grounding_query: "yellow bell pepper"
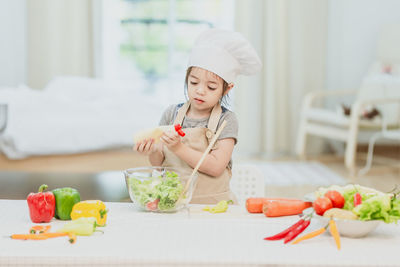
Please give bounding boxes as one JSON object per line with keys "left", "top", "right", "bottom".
{"left": 70, "top": 200, "right": 108, "bottom": 226}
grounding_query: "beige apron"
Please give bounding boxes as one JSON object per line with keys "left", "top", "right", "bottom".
{"left": 162, "top": 102, "right": 237, "bottom": 204}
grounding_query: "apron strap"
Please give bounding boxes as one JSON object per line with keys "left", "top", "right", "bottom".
{"left": 173, "top": 101, "right": 223, "bottom": 143}
{"left": 207, "top": 104, "right": 222, "bottom": 133}
{"left": 173, "top": 102, "right": 190, "bottom": 125}
{"left": 205, "top": 104, "right": 222, "bottom": 143}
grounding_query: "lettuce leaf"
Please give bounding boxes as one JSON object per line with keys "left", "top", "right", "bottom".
{"left": 389, "top": 197, "right": 400, "bottom": 222}
{"left": 353, "top": 194, "right": 392, "bottom": 222}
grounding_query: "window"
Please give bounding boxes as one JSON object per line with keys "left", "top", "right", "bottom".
{"left": 99, "top": 0, "right": 235, "bottom": 104}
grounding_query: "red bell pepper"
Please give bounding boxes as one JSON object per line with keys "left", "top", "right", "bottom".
{"left": 354, "top": 192, "right": 362, "bottom": 207}
{"left": 174, "top": 124, "right": 185, "bottom": 137}
{"left": 27, "top": 184, "right": 55, "bottom": 223}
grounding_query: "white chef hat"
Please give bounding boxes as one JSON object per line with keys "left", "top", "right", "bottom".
{"left": 188, "top": 28, "right": 262, "bottom": 83}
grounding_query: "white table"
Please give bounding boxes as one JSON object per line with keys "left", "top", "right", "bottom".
{"left": 1, "top": 199, "right": 399, "bottom": 266}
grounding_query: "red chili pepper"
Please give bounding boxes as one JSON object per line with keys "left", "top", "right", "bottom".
{"left": 174, "top": 124, "right": 185, "bottom": 137}
{"left": 264, "top": 218, "right": 305, "bottom": 240}
{"left": 283, "top": 220, "right": 311, "bottom": 244}
{"left": 27, "top": 184, "right": 55, "bottom": 223}
{"left": 354, "top": 192, "right": 362, "bottom": 207}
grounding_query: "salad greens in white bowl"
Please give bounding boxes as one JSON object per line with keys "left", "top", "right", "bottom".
{"left": 124, "top": 167, "right": 198, "bottom": 212}
{"left": 313, "top": 211, "right": 380, "bottom": 238}
{"left": 310, "top": 184, "right": 400, "bottom": 238}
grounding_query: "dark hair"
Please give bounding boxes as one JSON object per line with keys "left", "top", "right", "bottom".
{"left": 184, "top": 67, "right": 231, "bottom": 108}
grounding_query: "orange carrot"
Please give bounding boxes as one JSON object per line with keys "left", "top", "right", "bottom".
{"left": 292, "top": 226, "right": 327, "bottom": 244}
{"left": 262, "top": 199, "right": 312, "bottom": 217}
{"left": 11, "top": 234, "right": 49, "bottom": 240}
{"left": 68, "top": 233, "right": 77, "bottom": 244}
{"left": 329, "top": 219, "right": 341, "bottom": 250}
{"left": 11, "top": 232, "right": 68, "bottom": 240}
{"left": 246, "top": 198, "right": 307, "bottom": 213}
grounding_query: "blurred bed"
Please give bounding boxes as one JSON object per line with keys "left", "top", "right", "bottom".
{"left": 0, "top": 76, "right": 169, "bottom": 159}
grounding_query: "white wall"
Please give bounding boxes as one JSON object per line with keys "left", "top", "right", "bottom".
{"left": 326, "top": 0, "right": 400, "bottom": 91}
{"left": 1, "top": 0, "right": 398, "bottom": 91}
{"left": 0, "top": 0, "right": 26, "bottom": 88}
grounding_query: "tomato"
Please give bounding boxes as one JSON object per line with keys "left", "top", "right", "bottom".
{"left": 313, "top": 197, "right": 333, "bottom": 215}
{"left": 146, "top": 199, "right": 160, "bottom": 211}
{"left": 324, "top": 190, "right": 345, "bottom": 209}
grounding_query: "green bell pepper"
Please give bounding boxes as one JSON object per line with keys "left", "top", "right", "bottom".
{"left": 52, "top": 187, "right": 80, "bottom": 220}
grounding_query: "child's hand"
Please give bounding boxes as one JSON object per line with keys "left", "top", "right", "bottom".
{"left": 133, "top": 139, "right": 161, "bottom": 156}
{"left": 160, "top": 130, "right": 182, "bottom": 152}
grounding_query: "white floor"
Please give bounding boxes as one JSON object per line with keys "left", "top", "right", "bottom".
{"left": 243, "top": 161, "right": 347, "bottom": 186}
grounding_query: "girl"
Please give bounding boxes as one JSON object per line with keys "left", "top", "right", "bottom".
{"left": 134, "top": 29, "right": 261, "bottom": 204}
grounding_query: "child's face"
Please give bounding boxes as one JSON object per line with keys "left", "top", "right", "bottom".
{"left": 187, "top": 67, "right": 224, "bottom": 112}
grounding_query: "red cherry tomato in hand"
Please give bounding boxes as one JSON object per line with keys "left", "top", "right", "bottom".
{"left": 313, "top": 197, "right": 333, "bottom": 215}
{"left": 324, "top": 190, "right": 345, "bottom": 209}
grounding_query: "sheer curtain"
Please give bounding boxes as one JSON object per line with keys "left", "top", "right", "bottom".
{"left": 234, "top": 0, "right": 328, "bottom": 157}
{"left": 27, "top": 0, "right": 94, "bottom": 89}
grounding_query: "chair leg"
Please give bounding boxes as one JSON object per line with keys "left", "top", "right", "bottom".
{"left": 345, "top": 126, "right": 359, "bottom": 175}
{"left": 345, "top": 105, "right": 361, "bottom": 175}
{"left": 296, "top": 121, "right": 308, "bottom": 159}
{"left": 358, "top": 133, "right": 383, "bottom": 176}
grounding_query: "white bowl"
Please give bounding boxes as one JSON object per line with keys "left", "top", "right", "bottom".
{"left": 313, "top": 212, "right": 380, "bottom": 238}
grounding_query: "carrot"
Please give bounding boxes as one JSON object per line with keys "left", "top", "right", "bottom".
{"left": 68, "top": 233, "right": 77, "bottom": 244}
{"left": 41, "top": 232, "right": 68, "bottom": 238}
{"left": 329, "top": 218, "right": 341, "bottom": 250}
{"left": 246, "top": 198, "right": 306, "bottom": 213}
{"left": 11, "top": 232, "right": 68, "bottom": 240}
{"left": 292, "top": 226, "right": 327, "bottom": 244}
{"left": 262, "top": 199, "right": 312, "bottom": 217}
{"left": 11, "top": 234, "right": 49, "bottom": 240}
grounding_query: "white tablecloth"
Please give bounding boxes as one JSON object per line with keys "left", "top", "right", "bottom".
{"left": 1, "top": 199, "right": 399, "bottom": 266}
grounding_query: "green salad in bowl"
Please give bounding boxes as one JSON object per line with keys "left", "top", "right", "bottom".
{"left": 124, "top": 167, "right": 197, "bottom": 212}
{"left": 314, "top": 184, "right": 400, "bottom": 223}
{"left": 310, "top": 184, "right": 400, "bottom": 237}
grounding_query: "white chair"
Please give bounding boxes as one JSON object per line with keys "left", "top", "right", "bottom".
{"left": 359, "top": 101, "right": 400, "bottom": 176}
{"left": 296, "top": 24, "right": 400, "bottom": 174}
{"left": 0, "top": 104, "right": 7, "bottom": 134}
{"left": 230, "top": 164, "right": 264, "bottom": 204}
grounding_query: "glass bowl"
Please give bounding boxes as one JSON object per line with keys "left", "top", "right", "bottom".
{"left": 124, "top": 167, "right": 198, "bottom": 212}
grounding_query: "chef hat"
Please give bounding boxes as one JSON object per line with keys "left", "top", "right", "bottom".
{"left": 188, "top": 28, "right": 262, "bottom": 83}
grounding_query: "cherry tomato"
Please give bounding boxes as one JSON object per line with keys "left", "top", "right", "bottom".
{"left": 313, "top": 197, "right": 333, "bottom": 215}
{"left": 324, "top": 190, "right": 345, "bottom": 209}
{"left": 146, "top": 199, "right": 160, "bottom": 211}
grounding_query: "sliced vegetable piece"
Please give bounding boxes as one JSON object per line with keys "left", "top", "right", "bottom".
{"left": 354, "top": 192, "right": 362, "bottom": 207}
